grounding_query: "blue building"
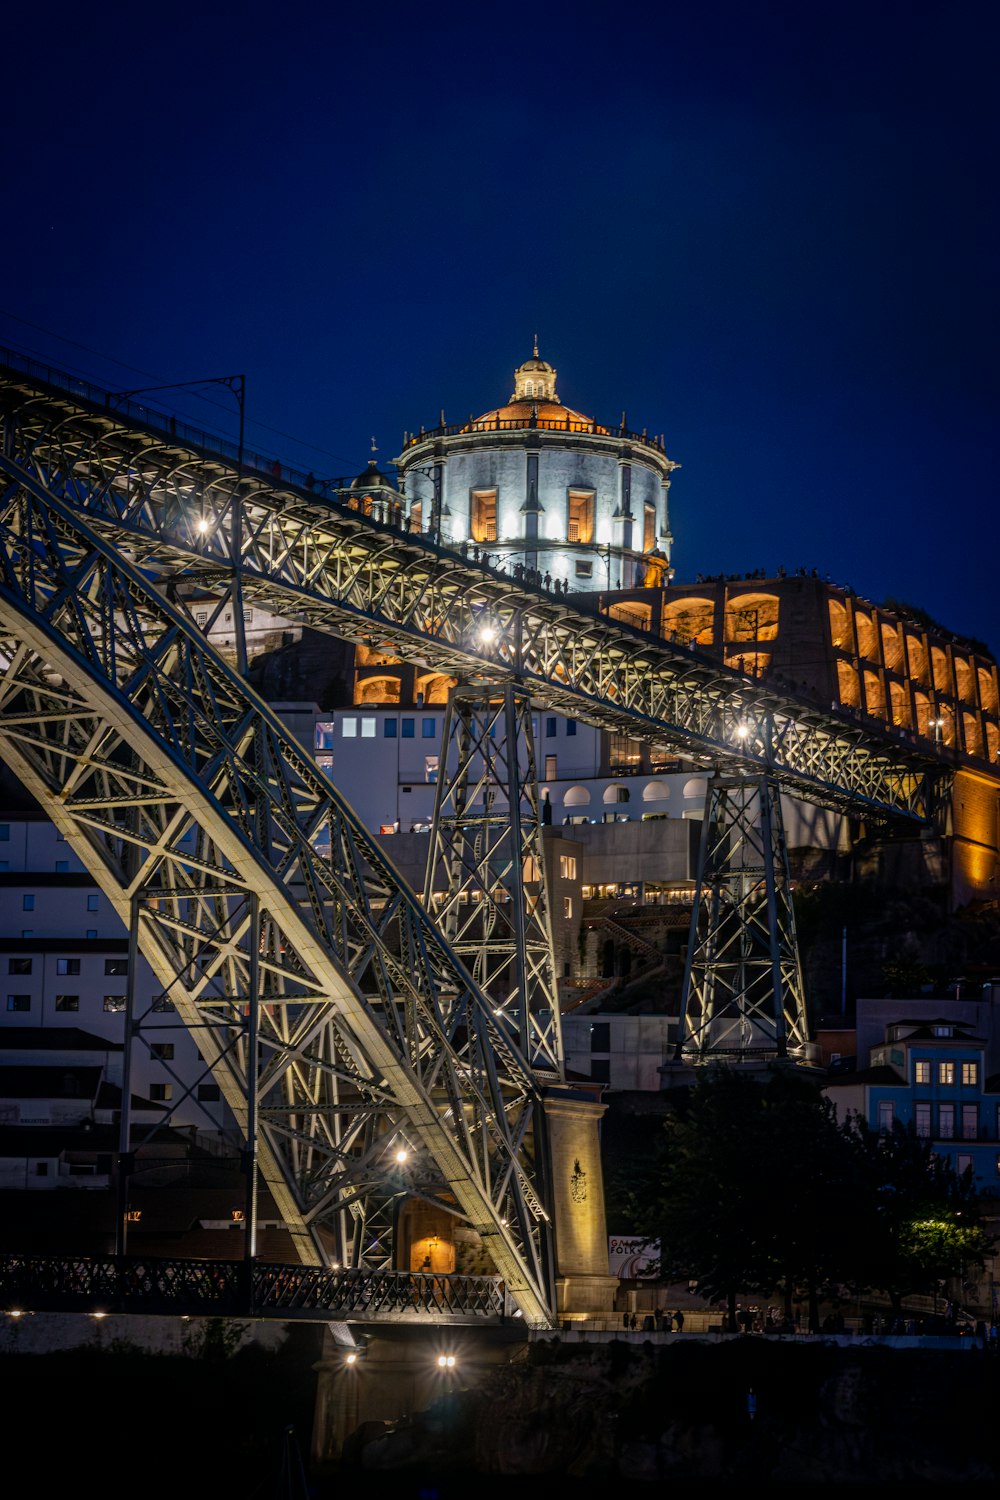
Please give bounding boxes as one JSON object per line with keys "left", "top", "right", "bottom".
{"left": 824, "top": 1014, "right": 1000, "bottom": 1197}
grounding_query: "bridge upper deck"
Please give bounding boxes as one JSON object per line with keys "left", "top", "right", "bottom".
{"left": 0, "top": 349, "right": 946, "bottom": 825}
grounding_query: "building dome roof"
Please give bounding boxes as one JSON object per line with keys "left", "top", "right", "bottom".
{"left": 351, "top": 458, "right": 387, "bottom": 489}
{"left": 466, "top": 399, "right": 608, "bottom": 434}
{"left": 516, "top": 354, "right": 555, "bottom": 375}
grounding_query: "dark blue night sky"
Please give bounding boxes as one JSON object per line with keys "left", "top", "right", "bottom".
{"left": 4, "top": 1, "right": 997, "bottom": 651}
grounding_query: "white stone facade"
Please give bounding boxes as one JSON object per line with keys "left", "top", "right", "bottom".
{"left": 395, "top": 347, "right": 676, "bottom": 594}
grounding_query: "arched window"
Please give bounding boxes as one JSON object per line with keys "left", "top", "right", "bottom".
{"left": 564, "top": 786, "right": 591, "bottom": 807}
{"left": 603, "top": 785, "right": 630, "bottom": 804}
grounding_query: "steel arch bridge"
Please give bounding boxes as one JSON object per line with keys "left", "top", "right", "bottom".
{"left": 0, "top": 352, "right": 953, "bottom": 1321}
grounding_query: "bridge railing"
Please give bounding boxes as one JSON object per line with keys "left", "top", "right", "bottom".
{"left": 0, "top": 1253, "right": 507, "bottom": 1323}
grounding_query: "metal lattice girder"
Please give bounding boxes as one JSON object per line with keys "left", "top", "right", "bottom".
{"left": 0, "top": 356, "right": 950, "bottom": 825}
{"left": 0, "top": 467, "right": 555, "bottom": 1329}
{"left": 424, "top": 682, "right": 563, "bottom": 1076}
{"left": 678, "top": 771, "right": 810, "bottom": 1060}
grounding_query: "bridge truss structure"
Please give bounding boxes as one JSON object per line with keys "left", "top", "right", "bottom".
{"left": 0, "top": 352, "right": 952, "bottom": 1320}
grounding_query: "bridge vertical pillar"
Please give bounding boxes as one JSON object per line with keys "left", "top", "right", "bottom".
{"left": 676, "top": 770, "right": 814, "bottom": 1063}
{"left": 542, "top": 1086, "right": 618, "bottom": 1320}
{"left": 424, "top": 679, "right": 563, "bottom": 1074}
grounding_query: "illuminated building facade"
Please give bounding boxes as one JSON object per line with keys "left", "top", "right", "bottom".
{"left": 602, "top": 571, "right": 1000, "bottom": 905}
{"left": 394, "top": 342, "right": 677, "bottom": 595}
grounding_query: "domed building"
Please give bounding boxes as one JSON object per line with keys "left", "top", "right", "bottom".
{"left": 395, "top": 342, "right": 678, "bottom": 592}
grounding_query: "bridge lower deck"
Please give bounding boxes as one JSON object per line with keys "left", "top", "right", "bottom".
{"left": 0, "top": 1253, "right": 509, "bottom": 1324}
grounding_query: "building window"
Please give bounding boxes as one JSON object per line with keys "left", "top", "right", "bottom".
{"left": 57, "top": 958, "right": 81, "bottom": 975}
{"left": 914, "top": 1103, "right": 932, "bottom": 1137}
{"left": 545, "top": 754, "right": 557, "bottom": 780}
{"left": 422, "top": 718, "right": 436, "bottom": 738}
{"left": 151, "top": 1044, "right": 174, "bottom": 1060}
{"left": 425, "top": 755, "right": 439, "bottom": 783}
{"left": 644, "top": 502, "right": 656, "bottom": 551}
{"left": 22, "top": 895, "right": 34, "bottom": 912}
{"left": 567, "top": 489, "right": 595, "bottom": 544}
{"left": 938, "top": 1061, "right": 955, "bottom": 1085}
{"left": 6, "top": 995, "right": 30, "bottom": 1012}
{"left": 590, "top": 1058, "right": 611, "bottom": 1083}
{"left": 939, "top": 1103, "right": 955, "bottom": 1138}
{"left": 55, "top": 994, "right": 79, "bottom": 1012}
{"left": 402, "top": 719, "right": 415, "bottom": 738}
{"left": 914, "top": 1060, "right": 930, "bottom": 1084}
{"left": 103, "top": 995, "right": 126, "bottom": 1013}
{"left": 361, "top": 717, "right": 376, "bottom": 738}
{"left": 384, "top": 718, "right": 397, "bottom": 738}
{"left": 877, "top": 1100, "right": 894, "bottom": 1133}
{"left": 87, "top": 894, "right": 99, "bottom": 912}
{"left": 567, "top": 720, "right": 577, "bottom": 736}
{"left": 961, "top": 1061, "right": 978, "bottom": 1086}
{"left": 8, "top": 958, "right": 31, "bottom": 975}
{"left": 575, "top": 561, "right": 593, "bottom": 579}
{"left": 86, "top": 930, "right": 97, "bottom": 940}
{"left": 315, "top": 722, "right": 335, "bottom": 750}
{"left": 560, "top": 856, "right": 577, "bottom": 880}
{"left": 961, "top": 1105, "right": 978, "bottom": 1139}
{"left": 342, "top": 717, "right": 357, "bottom": 737}
{"left": 546, "top": 717, "right": 557, "bottom": 737}
{"left": 563, "top": 896, "right": 573, "bottom": 919}
{"left": 471, "top": 489, "right": 498, "bottom": 543}
{"left": 197, "top": 1084, "right": 221, "bottom": 1102}
{"left": 105, "top": 959, "right": 128, "bottom": 976}
{"left": 609, "top": 735, "right": 642, "bottom": 769}
{"left": 956, "top": 1153, "right": 973, "bottom": 1178}
{"left": 35, "top": 1162, "right": 49, "bottom": 1177}
{"left": 149, "top": 1083, "right": 173, "bottom": 1102}
{"left": 55, "top": 861, "right": 69, "bottom": 873}
{"left": 0, "top": 824, "right": 8, "bottom": 839}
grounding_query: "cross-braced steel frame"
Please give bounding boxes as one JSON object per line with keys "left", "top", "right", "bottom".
{"left": 0, "top": 465, "right": 555, "bottom": 1328}
{"left": 424, "top": 682, "right": 562, "bottom": 1076}
{"left": 678, "top": 772, "right": 809, "bottom": 1060}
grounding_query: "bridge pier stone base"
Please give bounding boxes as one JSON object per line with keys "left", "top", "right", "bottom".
{"left": 543, "top": 1086, "right": 618, "bottom": 1320}
{"left": 311, "top": 1327, "right": 527, "bottom": 1465}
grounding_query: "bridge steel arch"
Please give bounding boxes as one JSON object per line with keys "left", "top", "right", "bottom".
{"left": 0, "top": 465, "right": 556, "bottom": 1329}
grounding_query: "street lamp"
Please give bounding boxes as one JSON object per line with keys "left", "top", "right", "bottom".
{"left": 109, "top": 374, "right": 248, "bottom": 674}
{"left": 931, "top": 717, "right": 945, "bottom": 747}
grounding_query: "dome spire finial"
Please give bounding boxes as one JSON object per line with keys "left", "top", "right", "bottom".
{"left": 533, "top": 333, "right": 539, "bottom": 358}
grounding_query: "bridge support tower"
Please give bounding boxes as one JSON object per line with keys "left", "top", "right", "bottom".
{"left": 673, "top": 770, "right": 818, "bottom": 1067}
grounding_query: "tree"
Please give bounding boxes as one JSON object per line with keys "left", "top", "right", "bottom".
{"left": 615, "top": 1065, "right": 861, "bottom": 1332}
{"left": 846, "top": 1118, "right": 995, "bottom": 1316}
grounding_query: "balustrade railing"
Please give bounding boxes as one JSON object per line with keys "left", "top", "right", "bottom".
{"left": 0, "top": 1253, "right": 507, "bottom": 1322}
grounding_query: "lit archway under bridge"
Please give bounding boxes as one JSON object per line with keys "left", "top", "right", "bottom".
{"left": 0, "top": 465, "right": 556, "bottom": 1329}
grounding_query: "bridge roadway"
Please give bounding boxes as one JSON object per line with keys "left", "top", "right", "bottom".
{"left": 0, "top": 1252, "right": 507, "bottom": 1325}
{"left": 0, "top": 347, "right": 944, "bottom": 825}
